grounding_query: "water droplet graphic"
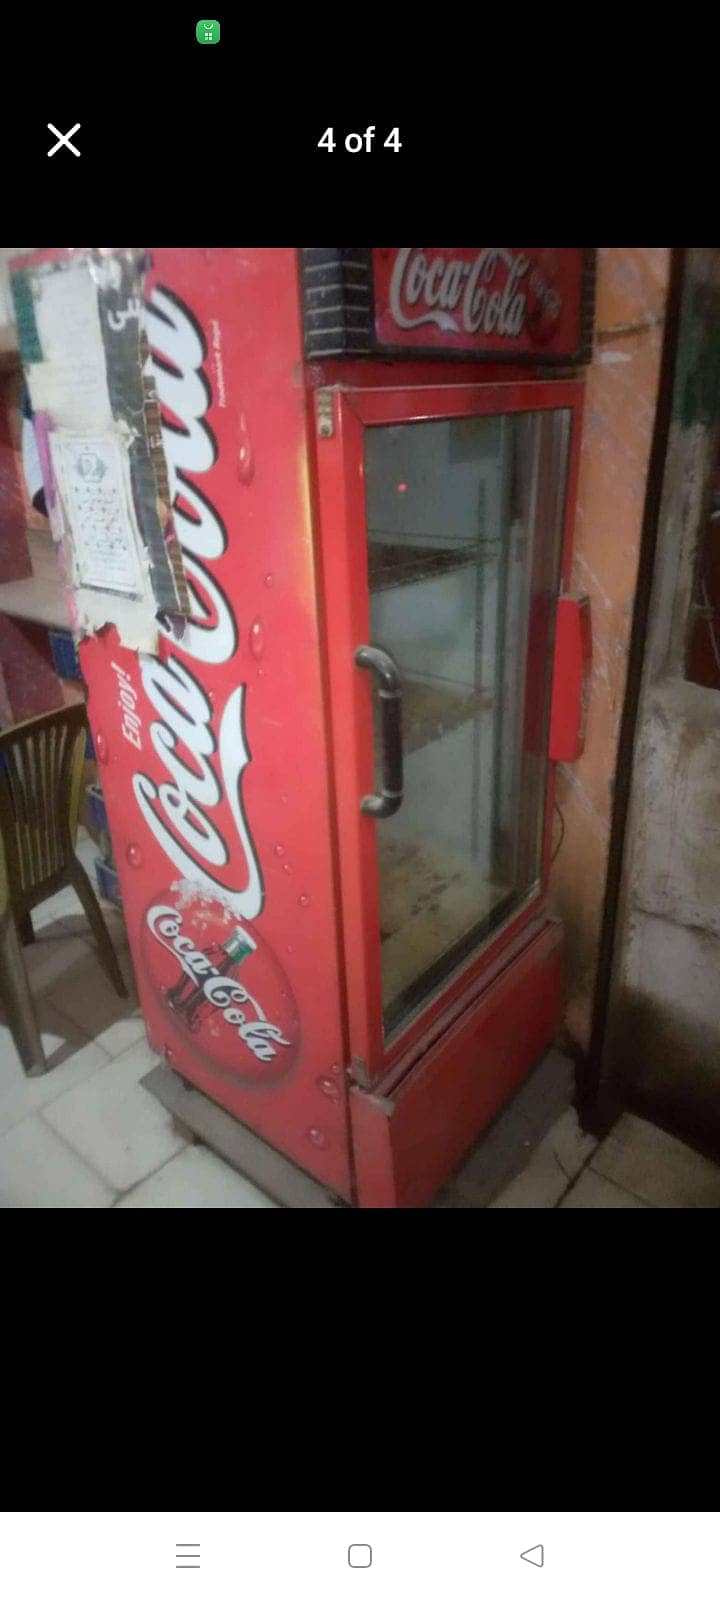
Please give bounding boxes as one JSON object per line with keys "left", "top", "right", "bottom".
{"left": 237, "top": 420, "right": 254, "bottom": 484}
{"left": 283, "top": 863, "right": 293, "bottom": 875}
{"left": 264, "top": 573, "right": 274, "bottom": 588}
{"left": 298, "top": 894, "right": 310, "bottom": 908}
{"left": 307, "top": 1126, "right": 329, "bottom": 1149}
{"left": 95, "top": 731, "right": 109, "bottom": 764}
{"left": 249, "top": 617, "right": 264, "bottom": 659}
{"left": 317, "top": 1076, "right": 340, "bottom": 1101}
{"left": 274, "top": 844, "right": 285, "bottom": 857}
{"left": 126, "top": 842, "right": 142, "bottom": 868}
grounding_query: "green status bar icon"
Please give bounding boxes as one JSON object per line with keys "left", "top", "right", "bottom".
{"left": 196, "top": 18, "right": 220, "bottom": 42}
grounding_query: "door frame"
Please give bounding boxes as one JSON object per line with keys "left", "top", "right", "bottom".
{"left": 314, "top": 379, "right": 585, "bottom": 1086}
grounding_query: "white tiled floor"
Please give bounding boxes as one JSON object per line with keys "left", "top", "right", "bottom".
{"left": 43, "top": 1038, "right": 188, "bottom": 1193}
{"left": 456, "top": 1105, "right": 720, "bottom": 1209}
{"left": 0, "top": 1114, "right": 116, "bottom": 1209}
{"left": 116, "top": 1146, "right": 278, "bottom": 1209}
{"left": 588, "top": 1112, "right": 720, "bottom": 1209}
{"left": 488, "top": 1107, "right": 597, "bottom": 1209}
{"left": 2, "top": 830, "right": 718, "bottom": 1208}
{"left": 558, "top": 1168, "right": 651, "bottom": 1209}
{"left": 0, "top": 829, "right": 276, "bottom": 1210}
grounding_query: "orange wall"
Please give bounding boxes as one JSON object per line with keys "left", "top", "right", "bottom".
{"left": 549, "top": 247, "right": 671, "bottom": 1050}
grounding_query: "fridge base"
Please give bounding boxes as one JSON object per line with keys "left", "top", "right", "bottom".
{"left": 141, "top": 1065, "right": 344, "bottom": 1210}
{"left": 350, "top": 913, "right": 564, "bottom": 1208}
{"left": 143, "top": 914, "right": 563, "bottom": 1210}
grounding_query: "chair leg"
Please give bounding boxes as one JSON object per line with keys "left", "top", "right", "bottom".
{"left": 67, "top": 859, "right": 129, "bottom": 999}
{"left": 17, "top": 911, "right": 35, "bottom": 946}
{"left": 0, "top": 912, "right": 47, "bottom": 1076}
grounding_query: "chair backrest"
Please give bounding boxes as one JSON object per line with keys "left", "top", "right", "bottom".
{"left": 0, "top": 823, "right": 9, "bottom": 919}
{"left": 0, "top": 702, "right": 88, "bottom": 900}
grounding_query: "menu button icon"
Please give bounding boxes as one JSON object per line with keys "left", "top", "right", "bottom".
{"left": 176, "top": 1544, "right": 201, "bottom": 1569}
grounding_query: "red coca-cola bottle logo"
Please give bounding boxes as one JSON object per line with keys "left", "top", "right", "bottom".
{"left": 142, "top": 886, "right": 300, "bottom": 1087}
{"left": 525, "top": 249, "right": 563, "bottom": 346}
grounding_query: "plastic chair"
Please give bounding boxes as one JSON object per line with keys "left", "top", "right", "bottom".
{"left": 0, "top": 702, "right": 127, "bottom": 1076}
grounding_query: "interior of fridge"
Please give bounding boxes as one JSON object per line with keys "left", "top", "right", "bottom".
{"left": 364, "top": 407, "right": 571, "bottom": 1037}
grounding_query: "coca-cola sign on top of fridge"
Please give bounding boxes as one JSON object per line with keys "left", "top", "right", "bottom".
{"left": 373, "top": 247, "right": 589, "bottom": 358}
{"left": 300, "top": 248, "right": 593, "bottom": 363}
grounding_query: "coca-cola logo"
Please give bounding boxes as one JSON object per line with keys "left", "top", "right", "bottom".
{"left": 390, "top": 247, "right": 530, "bottom": 337}
{"left": 142, "top": 889, "right": 300, "bottom": 1085}
{"left": 130, "top": 286, "right": 263, "bottom": 920}
{"left": 148, "top": 903, "right": 290, "bottom": 1062}
{"left": 383, "top": 247, "right": 564, "bottom": 344}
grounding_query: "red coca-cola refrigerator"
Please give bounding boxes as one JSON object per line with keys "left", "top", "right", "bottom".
{"left": 11, "top": 247, "right": 594, "bottom": 1207}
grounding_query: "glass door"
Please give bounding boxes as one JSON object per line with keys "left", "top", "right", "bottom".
{"left": 316, "top": 382, "right": 581, "bottom": 1077}
{"left": 365, "top": 406, "right": 570, "bottom": 1037}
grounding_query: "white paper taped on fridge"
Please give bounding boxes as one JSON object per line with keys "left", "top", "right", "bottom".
{"left": 49, "top": 431, "right": 145, "bottom": 596}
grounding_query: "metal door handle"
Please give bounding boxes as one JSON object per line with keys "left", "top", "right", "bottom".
{"left": 355, "top": 644, "right": 404, "bottom": 818}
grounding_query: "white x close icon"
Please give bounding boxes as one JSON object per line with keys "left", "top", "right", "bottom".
{"left": 47, "top": 123, "right": 81, "bottom": 157}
